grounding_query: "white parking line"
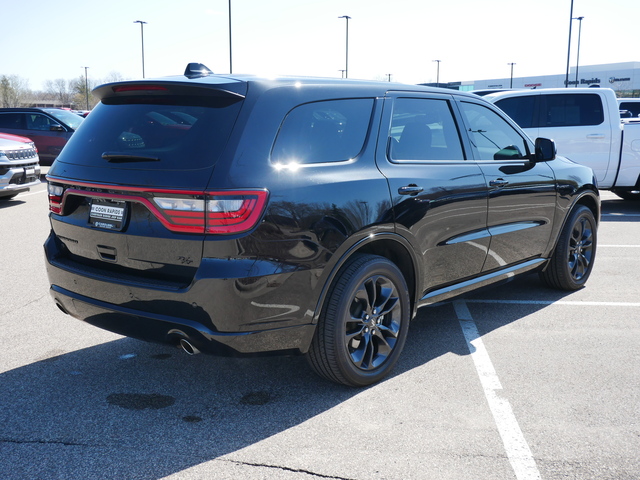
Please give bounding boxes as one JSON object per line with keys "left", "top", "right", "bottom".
{"left": 453, "top": 299, "right": 541, "bottom": 480}
{"left": 599, "top": 244, "right": 640, "bottom": 247}
{"left": 464, "top": 299, "right": 640, "bottom": 307}
{"left": 17, "top": 188, "right": 48, "bottom": 197}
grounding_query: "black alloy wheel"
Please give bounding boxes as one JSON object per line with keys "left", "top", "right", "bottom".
{"left": 540, "top": 205, "right": 597, "bottom": 291}
{"left": 308, "top": 254, "right": 410, "bottom": 387}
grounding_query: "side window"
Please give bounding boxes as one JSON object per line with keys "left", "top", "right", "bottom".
{"left": 459, "top": 102, "right": 530, "bottom": 161}
{"left": 26, "top": 113, "right": 59, "bottom": 131}
{"left": 620, "top": 101, "right": 640, "bottom": 118}
{"left": 542, "top": 94, "right": 604, "bottom": 127}
{"left": 271, "top": 99, "right": 373, "bottom": 164}
{"left": 389, "top": 97, "right": 464, "bottom": 161}
{"left": 494, "top": 95, "right": 536, "bottom": 128}
{"left": 0, "top": 113, "right": 24, "bottom": 129}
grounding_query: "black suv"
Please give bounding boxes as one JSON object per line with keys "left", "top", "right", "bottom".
{"left": 45, "top": 64, "right": 599, "bottom": 386}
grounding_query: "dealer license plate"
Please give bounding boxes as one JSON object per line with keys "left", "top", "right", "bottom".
{"left": 89, "top": 199, "right": 127, "bottom": 230}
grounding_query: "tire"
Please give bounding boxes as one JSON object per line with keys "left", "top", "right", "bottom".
{"left": 540, "top": 205, "right": 597, "bottom": 291}
{"left": 612, "top": 189, "right": 640, "bottom": 201}
{"left": 308, "top": 254, "right": 411, "bottom": 387}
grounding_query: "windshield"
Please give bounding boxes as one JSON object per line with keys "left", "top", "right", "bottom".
{"left": 44, "top": 108, "right": 85, "bottom": 130}
{"left": 55, "top": 95, "right": 243, "bottom": 170}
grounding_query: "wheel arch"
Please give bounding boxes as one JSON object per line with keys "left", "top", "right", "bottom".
{"left": 312, "top": 233, "right": 420, "bottom": 324}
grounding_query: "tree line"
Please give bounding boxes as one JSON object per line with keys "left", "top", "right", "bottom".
{"left": 0, "top": 71, "right": 126, "bottom": 110}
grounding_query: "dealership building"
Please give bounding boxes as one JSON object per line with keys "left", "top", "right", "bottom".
{"left": 427, "top": 62, "right": 640, "bottom": 96}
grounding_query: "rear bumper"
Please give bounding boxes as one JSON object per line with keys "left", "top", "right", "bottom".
{"left": 50, "top": 284, "right": 316, "bottom": 356}
{"left": 44, "top": 233, "right": 319, "bottom": 356}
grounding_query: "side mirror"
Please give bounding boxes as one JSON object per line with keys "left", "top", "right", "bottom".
{"left": 534, "top": 137, "right": 556, "bottom": 162}
{"left": 50, "top": 124, "right": 65, "bottom": 132}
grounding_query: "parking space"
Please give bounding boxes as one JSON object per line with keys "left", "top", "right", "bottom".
{"left": 0, "top": 187, "right": 638, "bottom": 479}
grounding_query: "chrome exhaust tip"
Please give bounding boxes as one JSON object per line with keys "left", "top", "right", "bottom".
{"left": 179, "top": 338, "right": 200, "bottom": 355}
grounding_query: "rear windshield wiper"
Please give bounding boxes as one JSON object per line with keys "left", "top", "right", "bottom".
{"left": 102, "top": 152, "right": 160, "bottom": 163}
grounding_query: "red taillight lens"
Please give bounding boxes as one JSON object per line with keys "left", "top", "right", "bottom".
{"left": 112, "top": 85, "right": 169, "bottom": 93}
{"left": 48, "top": 183, "right": 64, "bottom": 214}
{"left": 47, "top": 181, "right": 268, "bottom": 235}
{"left": 205, "top": 192, "right": 267, "bottom": 234}
{"left": 153, "top": 190, "right": 268, "bottom": 234}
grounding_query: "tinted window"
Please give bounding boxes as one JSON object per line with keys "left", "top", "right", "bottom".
{"left": 26, "top": 113, "right": 59, "bottom": 131}
{"left": 542, "top": 94, "right": 604, "bottom": 127}
{"left": 56, "top": 95, "right": 243, "bottom": 170}
{"left": 494, "top": 95, "right": 536, "bottom": 128}
{"left": 44, "top": 108, "right": 84, "bottom": 130}
{"left": 271, "top": 99, "right": 373, "bottom": 164}
{"left": 0, "top": 113, "right": 24, "bottom": 129}
{"left": 459, "top": 102, "right": 529, "bottom": 161}
{"left": 619, "top": 101, "right": 640, "bottom": 118}
{"left": 388, "top": 98, "right": 465, "bottom": 161}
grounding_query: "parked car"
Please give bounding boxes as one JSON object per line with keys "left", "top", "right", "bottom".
{"left": 45, "top": 64, "right": 599, "bottom": 387}
{"left": 485, "top": 88, "right": 640, "bottom": 200}
{"left": 0, "top": 108, "right": 83, "bottom": 165}
{"left": 0, "top": 132, "right": 41, "bottom": 199}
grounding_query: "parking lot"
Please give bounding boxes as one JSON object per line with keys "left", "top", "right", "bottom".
{"left": 0, "top": 180, "right": 638, "bottom": 480}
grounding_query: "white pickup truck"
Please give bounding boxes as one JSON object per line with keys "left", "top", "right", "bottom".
{"left": 485, "top": 88, "right": 640, "bottom": 200}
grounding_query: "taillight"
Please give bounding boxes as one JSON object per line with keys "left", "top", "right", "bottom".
{"left": 48, "top": 183, "right": 64, "bottom": 214}
{"left": 47, "top": 181, "right": 268, "bottom": 235}
{"left": 153, "top": 190, "right": 268, "bottom": 234}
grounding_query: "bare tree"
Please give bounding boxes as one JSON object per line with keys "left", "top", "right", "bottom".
{"left": 44, "top": 78, "right": 75, "bottom": 107}
{"left": 0, "top": 75, "right": 30, "bottom": 107}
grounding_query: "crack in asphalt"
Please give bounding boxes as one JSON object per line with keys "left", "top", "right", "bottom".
{"left": 226, "top": 459, "right": 357, "bottom": 479}
{"left": 0, "top": 293, "right": 49, "bottom": 317}
{"left": 0, "top": 438, "right": 93, "bottom": 447}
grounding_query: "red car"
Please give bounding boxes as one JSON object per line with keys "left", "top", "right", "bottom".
{"left": 0, "top": 108, "right": 83, "bottom": 165}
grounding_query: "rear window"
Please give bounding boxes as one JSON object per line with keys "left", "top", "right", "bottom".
{"left": 494, "top": 95, "right": 536, "bottom": 128}
{"left": 542, "top": 93, "right": 604, "bottom": 127}
{"left": 55, "top": 95, "right": 243, "bottom": 170}
{"left": 271, "top": 99, "right": 374, "bottom": 164}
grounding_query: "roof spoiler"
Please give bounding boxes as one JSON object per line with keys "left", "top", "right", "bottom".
{"left": 184, "top": 63, "right": 214, "bottom": 78}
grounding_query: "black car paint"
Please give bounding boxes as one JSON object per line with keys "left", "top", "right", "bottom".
{"left": 44, "top": 74, "right": 599, "bottom": 361}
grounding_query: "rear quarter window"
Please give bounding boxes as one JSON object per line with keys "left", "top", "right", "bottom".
{"left": 541, "top": 93, "right": 604, "bottom": 127}
{"left": 271, "top": 99, "right": 374, "bottom": 164}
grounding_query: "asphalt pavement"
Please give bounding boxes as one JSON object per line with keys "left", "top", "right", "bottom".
{"left": 0, "top": 183, "right": 638, "bottom": 479}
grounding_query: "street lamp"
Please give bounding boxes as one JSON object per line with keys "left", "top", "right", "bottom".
{"left": 81, "top": 66, "right": 89, "bottom": 110}
{"left": 508, "top": 62, "right": 516, "bottom": 88}
{"left": 228, "top": 0, "right": 233, "bottom": 73}
{"left": 433, "top": 60, "right": 441, "bottom": 86}
{"left": 133, "top": 20, "right": 147, "bottom": 78}
{"left": 573, "top": 16, "right": 584, "bottom": 88}
{"left": 565, "top": 0, "right": 574, "bottom": 87}
{"left": 339, "top": 16, "right": 351, "bottom": 78}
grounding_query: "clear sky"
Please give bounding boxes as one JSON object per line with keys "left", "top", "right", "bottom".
{"left": 2, "top": 0, "right": 638, "bottom": 91}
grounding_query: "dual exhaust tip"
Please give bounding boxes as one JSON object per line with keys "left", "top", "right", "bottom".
{"left": 179, "top": 338, "right": 200, "bottom": 356}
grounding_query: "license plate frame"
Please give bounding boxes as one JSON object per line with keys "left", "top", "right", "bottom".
{"left": 89, "top": 198, "right": 127, "bottom": 231}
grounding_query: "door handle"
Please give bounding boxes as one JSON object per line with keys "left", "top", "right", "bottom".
{"left": 489, "top": 178, "right": 508, "bottom": 187}
{"left": 586, "top": 134, "right": 605, "bottom": 140}
{"left": 398, "top": 185, "right": 424, "bottom": 196}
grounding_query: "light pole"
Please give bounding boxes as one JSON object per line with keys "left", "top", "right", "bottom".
{"left": 339, "top": 16, "right": 351, "bottom": 78}
{"left": 228, "top": 0, "right": 233, "bottom": 73}
{"left": 565, "top": 0, "right": 574, "bottom": 87}
{"left": 574, "top": 16, "right": 584, "bottom": 87}
{"left": 433, "top": 60, "right": 441, "bottom": 87}
{"left": 508, "top": 62, "right": 516, "bottom": 88}
{"left": 133, "top": 20, "right": 147, "bottom": 78}
{"left": 82, "top": 66, "right": 89, "bottom": 110}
